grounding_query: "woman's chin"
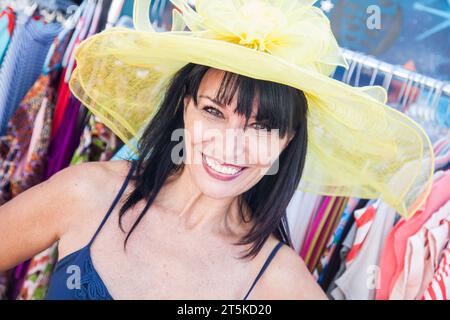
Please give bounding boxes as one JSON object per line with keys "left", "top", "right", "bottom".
{"left": 195, "top": 182, "right": 240, "bottom": 199}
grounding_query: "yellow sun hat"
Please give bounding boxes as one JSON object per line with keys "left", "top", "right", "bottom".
{"left": 68, "top": 0, "right": 434, "bottom": 219}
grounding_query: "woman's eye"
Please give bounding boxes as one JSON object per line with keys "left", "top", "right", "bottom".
{"left": 203, "top": 106, "right": 224, "bottom": 118}
{"left": 250, "top": 122, "right": 272, "bottom": 132}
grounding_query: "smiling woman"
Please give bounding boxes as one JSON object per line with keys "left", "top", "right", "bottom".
{"left": 40, "top": 63, "right": 313, "bottom": 300}
{"left": 0, "top": 0, "right": 435, "bottom": 301}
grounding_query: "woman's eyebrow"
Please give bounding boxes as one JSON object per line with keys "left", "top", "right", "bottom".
{"left": 198, "top": 95, "right": 226, "bottom": 108}
{"left": 198, "top": 94, "right": 258, "bottom": 119}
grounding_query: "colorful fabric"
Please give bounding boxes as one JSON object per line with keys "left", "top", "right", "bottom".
{"left": 17, "top": 243, "right": 58, "bottom": 300}
{"left": 311, "top": 197, "right": 347, "bottom": 274}
{"left": 326, "top": 223, "right": 356, "bottom": 299}
{"left": 0, "top": 30, "right": 71, "bottom": 201}
{"left": 389, "top": 200, "right": 450, "bottom": 300}
{"left": 301, "top": 196, "right": 347, "bottom": 272}
{"left": 0, "top": 6, "right": 15, "bottom": 64}
{"left": 318, "top": 199, "right": 370, "bottom": 291}
{"left": 70, "top": 113, "right": 120, "bottom": 165}
{"left": 10, "top": 96, "right": 54, "bottom": 198}
{"left": 50, "top": 69, "right": 71, "bottom": 140}
{"left": 376, "top": 171, "right": 450, "bottom": 299}
{"left": 331, "top": 201, "right": 397, "bottom": 300}
{"left": 0, "top": 75, "right": 49, "bottom": 205}
{"left": 46, "top": 96, "right": 83, "bottom": 178}
{"left": 286, "top": 191, "right": 323, "bottom": 253}
{"left": 422, "top": 241, "right": 450, "bottom": 300}
{"left": 0, "top": 13, "right": 61, "bottom": 135}
{"left": 301, "top": 197, "right": 333, "bottom": 269}
{"left": 346, "top": 205, "right": 376, "bottom": 265}
{"left": 319, "top": 200, "right": 355, "bottom": 273}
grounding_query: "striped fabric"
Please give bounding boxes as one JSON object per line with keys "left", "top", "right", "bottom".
{"left": 0, "top": 12, "right": 60, "bottom": 135}
{"left": 345, "top": 205, "right": 376, "bottom": 265}
{"left": 301, "top": 196, "right": 348, "bottom": 272}
{"left": 317, "top": 197, "right": 360, "bottom": 275}
{"left": 311, "top": 197, "right": 348, "bottom": 273}
{"left": 422, "top": 244, "right": 450, "bottom": 300}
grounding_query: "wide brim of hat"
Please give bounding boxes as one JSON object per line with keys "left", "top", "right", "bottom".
{"left": 69, "top": 27, "right": 434, "bottom": 218}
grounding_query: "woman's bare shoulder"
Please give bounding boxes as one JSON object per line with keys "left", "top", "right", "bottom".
{"left": 0, "top": 160, "right": 133, "bottom": 269}
{"left": 48, "top": 160, "right": 133, "bottom": 228}
{"left": 50, "top": 160, "right": 134, "bottom": 254}
{"left": 49, "top": 160, "right": 132, "bottom": 198}
{"left": 255, "top": 240, "right": 328, "bottom": 300}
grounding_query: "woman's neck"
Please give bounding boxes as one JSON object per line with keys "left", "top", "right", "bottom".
{"left": 153, "top": 167, "right": 253, "bottom": 238}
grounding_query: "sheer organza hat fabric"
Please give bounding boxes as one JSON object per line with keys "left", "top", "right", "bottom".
{"left": 68, "top": 0, "right": 434, "bottom": 218}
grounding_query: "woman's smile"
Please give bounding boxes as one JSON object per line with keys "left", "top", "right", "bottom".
{"left": 202, "top": 152, "right": 248, "bottom": 181}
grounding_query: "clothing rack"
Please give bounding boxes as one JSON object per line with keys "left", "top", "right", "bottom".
{"left": 340, "top": 48, "right": 450, "bottom": 98}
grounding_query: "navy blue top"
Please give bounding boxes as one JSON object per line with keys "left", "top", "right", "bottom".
{"left": 46, "top": 161, "right": 285, "bottom": 300}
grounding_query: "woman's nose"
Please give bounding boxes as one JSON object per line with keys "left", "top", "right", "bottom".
{"left": 222, "top": 128, "right": 247, "bottom": 163}
{"left": 204, "top": 123, "right": 247, "bottom": 165}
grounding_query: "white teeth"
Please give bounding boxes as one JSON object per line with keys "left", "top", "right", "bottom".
{"left": 204, "top": 155, "right": 243, "bottom": 175}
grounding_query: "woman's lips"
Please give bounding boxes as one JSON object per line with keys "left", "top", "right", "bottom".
{"left": 201, "top": 153, "right": 247, "bottom": 181}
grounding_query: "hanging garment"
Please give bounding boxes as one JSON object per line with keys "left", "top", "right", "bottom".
{"left": 422, "top": 241, "right": 450, "bottom": 300}
{"left": 115, "top": 13, "right": 133, "bottom": 28}
{"left": 0, "top": 28, "right": 72, "bottom": 202}
{"left": 63, "top": 0, "right": 97, "bottom": 84}
{"left": 312, "top": 198, "right": 347, "bottom": 274}
{"left": 327, "top": 223, "right": 357, "bottom": 299}
{"left": 300, "top": 197, "right": 334, "bottom": 270}
{"left": 317, "top": 199, "right": 369, "bottom": 291}
{"left": 70, "top": 114, "right": 120, "bottom": 164}
{"left": 52, "top": 0, "right": 98, "bottom": 138}
{"left": 389, "top": 200, "right": 450, "bottom": 300}
{"left": 0, "top": 12, "right": 61, "bottom": 135}
{"left": 376, "top": 171, "right": 450, "bottom": 299}
{"left": 0, "top": 6, "right": 15, "bottom": 64}
{"left": 50, "top": 68, "right": 71, "bottom": 140}
{"left": 45, "top": 96, "right": 83, "bottom": 179}
{"left": 286, "top": 191, "right": 323, "bottom": 253}
{"left": 331, "top": 201, "right": 397, "bottom": 300}
{"left": 434, "top": 136, "right": 450, "bottom": 155}
{"left": 97, "top": 0, "right": 113, "bottom": 31}
{"left": 435, "top": 143, "right": 450, "bottom": 171}
{"left": 301, "top": 197, "right": 346, "bottom": 271}
{"left": 87, "top": 0, "right": 104, "bottom": 38}
{"left": 17, "top": 243, "right": 58, "bottom": 300}
{"left": 345, "top": 205, "right": 377, "bottom": 265}
{"left": 317, "top": 197, "right": 360, "bottom": 286}
{"left": 10, "top": 96, "right": 53, "bottom": 197}
{"left": 0, "top": 74, "right": 49, "bottom": 205}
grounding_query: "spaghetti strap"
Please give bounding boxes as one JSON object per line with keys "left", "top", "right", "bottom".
{"left": 87, "top": 160, "right": 137, "bottom": 248}
{"left": 243, "top": 240, "right": 285, "bottom": 300}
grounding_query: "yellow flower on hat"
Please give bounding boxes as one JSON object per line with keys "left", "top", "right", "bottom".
{"left": 169, "top": 0, "right": 348, "bottom": 75}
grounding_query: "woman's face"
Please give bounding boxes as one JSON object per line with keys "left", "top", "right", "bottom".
{"left": 182, "top": 69, "right": 294, "bottom": 199}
